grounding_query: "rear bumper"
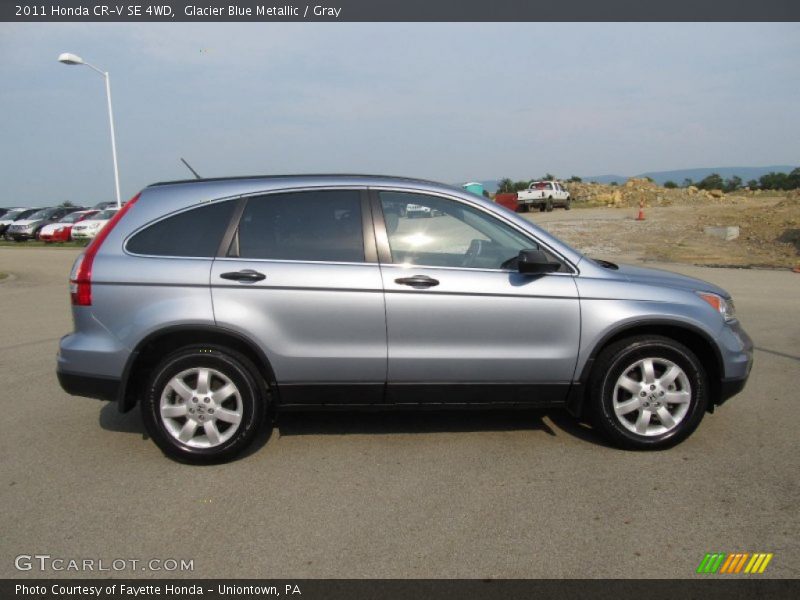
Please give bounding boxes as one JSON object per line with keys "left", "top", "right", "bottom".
{"left": 57, "top": 369, "right": 120, "bottom": 402}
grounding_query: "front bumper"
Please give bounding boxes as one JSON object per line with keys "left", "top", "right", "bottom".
{"left": 41, "top": 230, "right": 68, "bottom": 242}
{"left": 718, "top": 376, "right": 749, "bottom": 405}
{"left": 7, "top": 231, "right": 37, "bottom": 240}
{"left": 715, "top": 320, "right": 753, "bottom": 406}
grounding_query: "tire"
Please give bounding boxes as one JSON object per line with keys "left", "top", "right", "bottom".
{"left": 565, "top": 198, "right": 571, "bottom": 210}
{"left": 538, "top": 204, "right": 546, "bottom": 212}
{"left": 546, "top": 198, "right": 554, "bottom": 212}
{"left": 518, "top": 204, "right": 529, "bottom": 213}
{"left": 588, "top": 335, "right": 708, "bottom": 450}
{"left": 141, "top": 345, "right": 266, "bottom": 463}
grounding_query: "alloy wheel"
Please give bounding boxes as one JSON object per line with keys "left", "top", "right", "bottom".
{"left": 612, "top": 357, "right": 692, "bottom": 436}
{"left": 159, "top": 367, "right": 243, "bottom": 448}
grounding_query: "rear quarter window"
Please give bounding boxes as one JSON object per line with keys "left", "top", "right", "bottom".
{"left": 126, "top": 201, "right": 235, "bottom": 257}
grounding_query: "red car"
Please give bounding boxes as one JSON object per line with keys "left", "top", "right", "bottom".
{"left": 39, "top": 210, "right": 98, "bottom": 242}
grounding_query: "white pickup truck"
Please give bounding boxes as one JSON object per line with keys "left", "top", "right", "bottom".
{"left": 516, "top": 181, "right": 571, "bottom": 212}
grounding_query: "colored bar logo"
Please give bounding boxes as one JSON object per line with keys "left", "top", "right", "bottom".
{"left": 697, "top": 553, "right": 773, "bottom": 574}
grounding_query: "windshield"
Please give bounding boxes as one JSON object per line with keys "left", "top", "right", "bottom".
{"left": 93, "top": 209, "right": 118, "bottom": 220}
{"left": 24, "top": 209, "right": 54, "bottom": 221}
{"left": 3, "top": 210, "right": 26, "bottom": 221}
{"left": 61, "top": 211, "right": 90, "bottom": 224}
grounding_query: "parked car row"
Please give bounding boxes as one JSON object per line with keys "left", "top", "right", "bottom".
{"left": 0, "top": 202, "right": 119, "bottom": 242}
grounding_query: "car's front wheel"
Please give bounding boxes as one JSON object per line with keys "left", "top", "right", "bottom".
{"left": 141, "top": 345, "right": 266, "bottom": 463}
{"left": 589, "top": 335, "right": 708, "bottom": 449}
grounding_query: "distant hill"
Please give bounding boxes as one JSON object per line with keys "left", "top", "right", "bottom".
{"left": 635, "top": 166, "right": 796, "bottom": 185}
{"left": 582, "top": 166, "right": 797, "bottom": 186}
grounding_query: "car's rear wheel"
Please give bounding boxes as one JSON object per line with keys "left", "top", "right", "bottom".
{"left": 565, "top": 198, "right": 571, "bottom": 210}
{"left": 141, "top": 345, "right": 266, "bottom": 463}
{"left": 589, "top": 335, "right": 708, "bottom": 449}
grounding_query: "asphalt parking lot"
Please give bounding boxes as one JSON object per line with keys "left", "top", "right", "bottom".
{"left": 1, "top": 245, "right": 798, "bottom": 579}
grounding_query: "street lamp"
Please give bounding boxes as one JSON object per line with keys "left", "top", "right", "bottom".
{"left": 58, "top": 52, "right": 122, "bottom": 208}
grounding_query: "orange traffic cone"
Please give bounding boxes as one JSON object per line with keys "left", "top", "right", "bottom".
{"left": 635, "top": 199, "right": 646, "bottom": 221}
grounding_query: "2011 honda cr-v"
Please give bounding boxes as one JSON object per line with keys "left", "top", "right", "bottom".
{"left": 57, "top": 175, "right": 753, "bottom": 463}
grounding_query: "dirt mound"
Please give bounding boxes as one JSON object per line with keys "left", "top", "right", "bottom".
{"left": 565, "top": 178, "right": 738, "bottom": 209}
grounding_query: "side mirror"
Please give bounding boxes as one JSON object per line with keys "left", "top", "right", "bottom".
{"left": 517, "top": 249, "right": 561, "bottom": 274}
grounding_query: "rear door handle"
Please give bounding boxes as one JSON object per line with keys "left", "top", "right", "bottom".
{"left": 220, "top": 269, "right": 266, "bottom": 282}
{"left": 394, "top": 275, "right": 439, "bottom": 288}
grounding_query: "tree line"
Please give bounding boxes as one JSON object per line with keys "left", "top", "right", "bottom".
{"left": 497, "top": 167, "right": 799, "bottom": 194}
{"left": 662, "top": 168, "right": 799, "bottom": 192}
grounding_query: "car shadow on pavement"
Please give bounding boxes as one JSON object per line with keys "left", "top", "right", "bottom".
{"left": 275, "top": 408, "right": 612, "bottom": 448}
{"left": 98, "top": 404, "right": 613, "bottom": 456}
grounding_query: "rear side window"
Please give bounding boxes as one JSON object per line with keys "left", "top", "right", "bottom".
{"left": 126, "top": 201, "right": 235, "bottom": 257}
{"left": 234, "top": 190, "right": 364, "bottom": 263}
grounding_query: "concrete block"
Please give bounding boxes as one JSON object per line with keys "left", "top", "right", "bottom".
{"left": 703, "top": 226, "right": 740, "bottom": 241}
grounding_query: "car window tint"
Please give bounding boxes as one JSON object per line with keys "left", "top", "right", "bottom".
{"left": 379, "top": 192, "right": 535, "bottom": 270}
{"left": 127, "top": 201, "right": 235, "bottom": 257}
{"left": 235, "top": 190, "right": 364, "bottom": 263}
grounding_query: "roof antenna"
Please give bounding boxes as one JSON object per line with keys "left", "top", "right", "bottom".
{"left": 180, "top": 158, "right": 202, "bottom": 179}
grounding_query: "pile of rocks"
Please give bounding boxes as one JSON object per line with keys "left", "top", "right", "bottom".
{"left": 564, "top": 178, "right": 730, "bottom": 208}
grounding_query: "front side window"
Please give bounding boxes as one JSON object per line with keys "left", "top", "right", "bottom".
{"left": 379, "top": 192, "right": 536, "bottom": 270}
{"left": 235, "top": 190, "right": 364, "bottom": 263}
{"left": 126, "top": 201, "right": 235, "bottom": 257}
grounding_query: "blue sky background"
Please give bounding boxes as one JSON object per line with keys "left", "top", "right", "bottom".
{"left": 1, "top": 23, "right": 798, "bottom": 206}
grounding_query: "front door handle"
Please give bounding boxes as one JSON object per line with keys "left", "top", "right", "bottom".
{"left": 220, "top": 269, "right": 266, "bottom": 282}
{"left": 394, "top": 275, "right": 440, "bottom": 288}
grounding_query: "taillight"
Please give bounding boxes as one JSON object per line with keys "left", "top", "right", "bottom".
{"left": 70, "top": 193, "right": 141, "bottom": 306}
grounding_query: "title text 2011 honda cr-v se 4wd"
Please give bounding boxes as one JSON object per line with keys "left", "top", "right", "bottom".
{"left": 57, "top": 175, "right": 753, "bottom": 463}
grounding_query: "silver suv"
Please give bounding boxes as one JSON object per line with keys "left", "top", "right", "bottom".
{"left": 57, "top": 175, "right": 753, "bottom": 462}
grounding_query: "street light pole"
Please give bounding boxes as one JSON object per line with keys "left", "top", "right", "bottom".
{"left": 102, "top": 71, "right": 122, "bottom": 209}
{"left": 58, "top": 53, "right": 122, "bottom": 208}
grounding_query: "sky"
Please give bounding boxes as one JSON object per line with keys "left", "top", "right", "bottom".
{"left": 1, "top": 22, "right": 799, "bottom": 207}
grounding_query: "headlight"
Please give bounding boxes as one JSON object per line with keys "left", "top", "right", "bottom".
{"left": 697, "top": 292, "right": 736, "bottom": 322}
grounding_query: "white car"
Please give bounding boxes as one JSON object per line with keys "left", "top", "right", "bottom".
{"left": 405, "top": 203, "right": 444, "bottom": 218}
{"left": 0, "top": 208, "right": 35, "bottom": 237}
{"left": 70, "top": 208, "right": 118, "bottom": 240}
{"left": 405, "top": 203, "right": 431, "bottom": 218}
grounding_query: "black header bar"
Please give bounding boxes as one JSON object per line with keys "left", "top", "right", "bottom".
{"left": 3, "top": 0, "right": 799, "bottom": 22}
